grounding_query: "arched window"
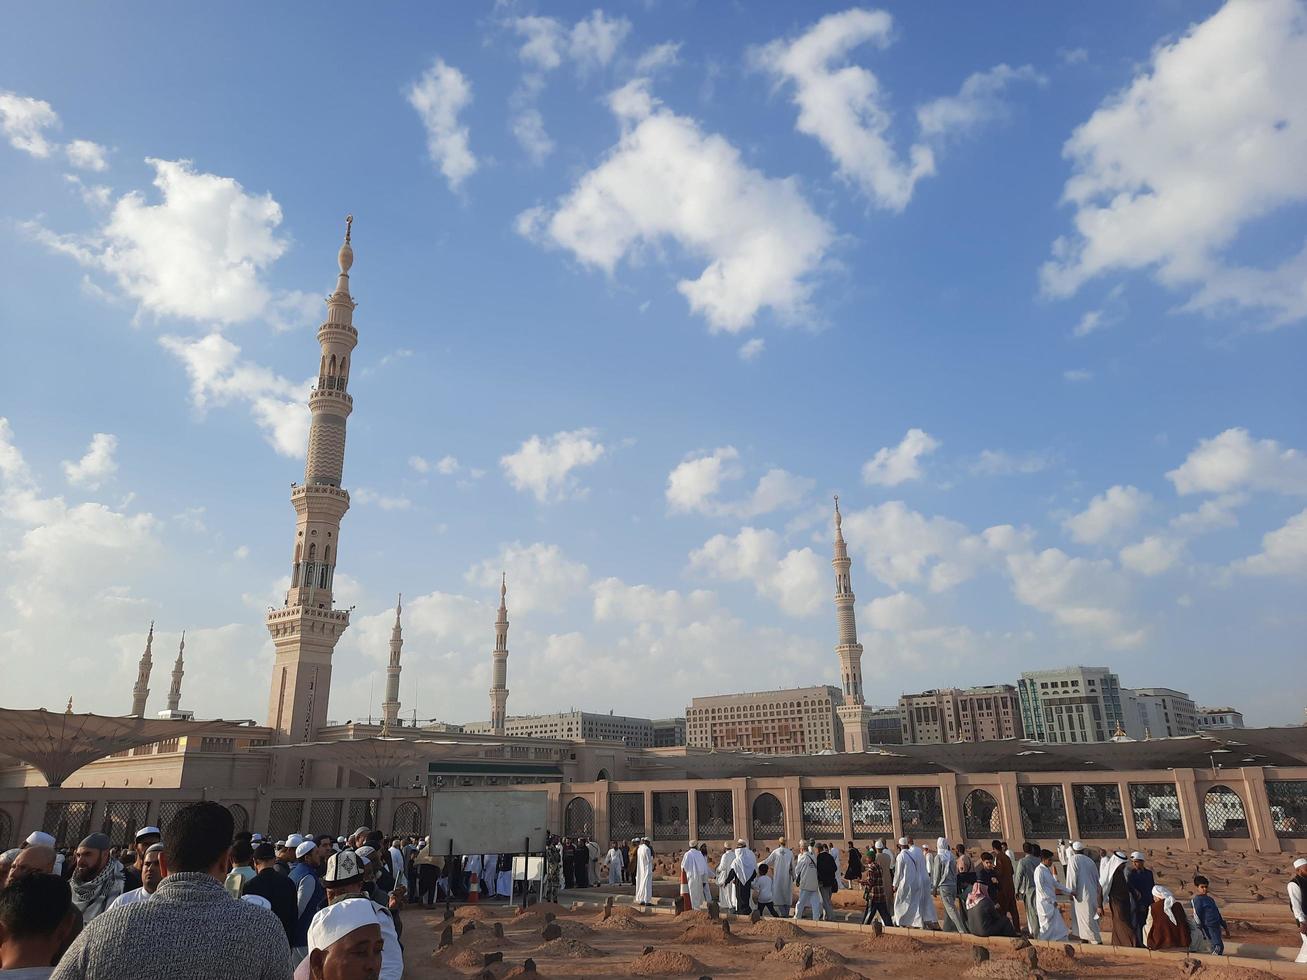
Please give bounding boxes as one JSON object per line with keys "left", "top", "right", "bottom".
{"left": 751, "top": 792, "right": 784, "bottom": 839}
{"left": 392, "top": 802, "right": 423, "bottom": 837}
{"left": 226, "top": 803, "right": 250, "bottom": 834}
{"left": 963, "top": 789, "right": 1001, "bottom": 839}
{"left": 564, "top": 797, "right": 594, "bottom": 837}
{"left": 1204, "top": 785, "right": 1249, "bottom": 839}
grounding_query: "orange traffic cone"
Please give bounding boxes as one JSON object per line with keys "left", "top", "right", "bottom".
{"left": 468, "top": 869, "right": 479, "bottom": 904}
{"left": 678, "top": 867, "right": 691, "bottom": 912}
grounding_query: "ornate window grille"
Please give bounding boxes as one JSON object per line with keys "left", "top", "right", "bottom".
{"left": 801, "top": 789, "right": 843, "bottom": 839}
{"left": 1129, "top": 783, "right": 1184, "bottom": 838}
{"left": 391, "top": 802, "right": 423, "bottom": 837}
{"left": 1017, "top": 785, "right": 1068, "bottom": 839}
{"left": 850, "top": 787, "right": 893, "bottom": 837}
{"left": 751, "top": 793, "right": 784, "bottom": 840}
{"left": 309, "top": 799, "right": 343, "bottom": 837}
{"left": 653, "top": 792, "right": 689, "bottom": 840}
{"left": 963, "top": 789, "right": 1001, "bottom": 840}
{"left": 1266, "top": 780, "right": 1307, "bottom": 838}
{"left": 1072, "top": 784, "right": 1126, "bottom": 837}
{"left": 899, "top": 787, "right": 945, "bottom": 839}
{"left": 1204, "top": 785, "right": 1249, "bottom": 839}
{"left": 608, "top": 793, "right": 644, "bottom": 840}
{"left": 101, "top": 800, "right": 149, "bottom": 845}
{"left": 267, "top": 800, "right": 304, "bottom": 843}
{"left": 695, "top": 791, "right": 734, "bottom": 840}
{"left": 42, "top": 801, "right": 92, "bottom": 846}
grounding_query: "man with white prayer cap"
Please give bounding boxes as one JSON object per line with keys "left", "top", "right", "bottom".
{"left": 303, "top": 898, "right": 383, "bottom": 980}
{"left": 729, "top": 839, "right": 758, "bottom": 916}
{"left": 107, "top": 842, "right": 166, "bottom": 910}
{"left": 289, "top": 840, "right": 328, "bottom": 964}
{"left": 680, "top": 841, "right": 710, "bottom": 910}
{"left": 893, "top": 838, "right": 927, "bottom": 928}
{"left": 634, "top": 838, "right": 654, "bottom": 906}
{"left": 1289, "top": 857, "right": 1307, "bottom": 964}
{"left": 291, "top": 851, "right": 399, "bottom": 980}
{"left": 715, "top": 842, "right": 736, "bottom": 911}
{"left": 1064, "top": 842, "right": 1101, "bottom": 943}
{"left": 763, "top": 837, "right": 795, "bottom": 917}
{"left": 288, "top": 834, "right": 306, "bottom": 850}
{"left": 23, "top": 831, "right": 56, "bottom": 850}
{"left": 604, "top": 840, "right": 625, "bottom": 885}
{"left": 874, "top": 840, "right": 896, "bottom": 910}
{"left": 791, "top": 841, "right": 822, "bottom": 921}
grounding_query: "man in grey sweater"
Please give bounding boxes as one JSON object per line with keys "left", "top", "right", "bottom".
{"left": 51, "top": 802, "right": 292, "bottom": 980}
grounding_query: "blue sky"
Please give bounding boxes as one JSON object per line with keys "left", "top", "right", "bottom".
{"left": 2, "top": 0, "right": 1305, "bottom": 728}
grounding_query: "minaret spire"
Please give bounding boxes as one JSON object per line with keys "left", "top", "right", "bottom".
{"left": 381, "top": 594, "right": 403, "bottom": 733}
{"left": 489, "top": 574, "right": 510, "bottom": 735}
{"left": 130, "top": 621, "right": 154, "bottom": 717}
{"left": 265, "top": 217, "right": 359, "bottom": 785}
{"left": 166, "top": 632, "right": 185, "bottom": 713}
{"left": 832, "top": 495, "right": 872, "bottom": 751}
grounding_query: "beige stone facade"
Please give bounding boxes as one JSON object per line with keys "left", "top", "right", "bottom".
{"left": 685, "top": 686, "right": 843, "bottom": 754}
{"left": 899, "top": 685, "right": 1024, "bottom": 744}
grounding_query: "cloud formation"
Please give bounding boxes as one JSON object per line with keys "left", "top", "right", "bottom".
{"left": 500, "top": 428, "right": 607, "bottom": 503}
{"left": 861, "top": 428, "right": 939, "bottom": 486}
{"left": 62, "top": 433, "right": 118, "bottom": 490}
{"left": 666, "top": 447, "right": 813, "bottom": 519}
{"left": 408, "top": 58, "right": 478, "bottom": 191}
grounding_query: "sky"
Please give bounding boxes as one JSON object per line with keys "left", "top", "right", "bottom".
{"left": 1, "top": 0, "right": 1305, "bottom": 729}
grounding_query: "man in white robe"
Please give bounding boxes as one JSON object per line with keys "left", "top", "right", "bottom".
{"left": 763, "top": 838, "right": 795, "bottom": 917}
{"left": 893, "top": 838, "right": 927, "bottom": 929}
{"left": 910, "top": 838, "right": 936, "bottom": 925}
{"left": 634, "top": 838, "right": 653, "bottom": 905}
{"left": 481, "top": 854, "right": 498, "bottom": 896}
{"left": 731, "top": 840, "right": 758, "bottom": 916}
{"left": 1034, "top": 849, "right": 1072, "bottom": 941}
{"left": 1065, "top": 841, "right": 1102, "bottom": 943}
{"left": 715, "top": 843, "right": 736, "bottom": 911}
{"left": 604, "top": 842, "right": 624, "bottom": 885}
{"left": 681, "top": 843, "right": 709, "bottom": 910}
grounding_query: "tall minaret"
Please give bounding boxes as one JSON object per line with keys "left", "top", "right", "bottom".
{"left": 832, "top": 496, "right": 872, "bottom": 751}
{"left": 381, "top": 595, "right": 403, "bottom": 733}
{"left": 489, "top": 575, "right": 510, "bottom": 735}
{"left": 166, "top": 632, "right": 185, "bottom": 713}
{"left": 265, "top": 217, "right": 358, "bottom": 786}
{"left": 129, "top": 622, "right": 154, "bottom": 717}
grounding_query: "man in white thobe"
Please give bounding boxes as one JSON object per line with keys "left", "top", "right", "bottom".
{"left": 763, "top": 838, "right": 795, "bottom": 916}
{"left": 1288, "top": 857, "right": 1306, "bottom": 964}
{"left": 715, "top": 843, "right": 736, "bottom": 911}
{"left": 910, "top": 839, "right": 936, "bottom": 925}
{"left": 605, "top": 842, "right": 624, "bottom": 885}
{"left": 681, "top": 843, "right": 710, "bottom": 910}
{"left": 481, "top": 854, "right": 498, "bottom": 896}
{"left": 1034, "top": 850, "right": 1072, "bottom": 941}
{"left": 634, "top": 838, "right": 653, "bottom": 905}
{"left": 893, "top": 838, "right": 927, "bottom": 929}
{"left": 1065, "top": 841, "right": 1102, "bottom": 943}
{"left": 731, "top": 840, "right": 758, "bottom": 916}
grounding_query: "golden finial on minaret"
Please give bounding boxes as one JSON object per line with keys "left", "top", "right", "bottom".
{"left": 345, "top": 214, "right": 353, "bottom": 243}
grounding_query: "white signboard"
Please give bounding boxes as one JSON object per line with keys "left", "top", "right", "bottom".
{"left": 428, "top": 789, "right": 550, "bottom": 855}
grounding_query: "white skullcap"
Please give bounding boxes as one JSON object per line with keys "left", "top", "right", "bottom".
{"left": 1072, "top": 841, "right": 1084, "bottom": 851}
{"left": 337, "top": 836, "right": 346, "bottom": 843}
{"left": 287, "top": 834, "right": 305, "bottom": 848}
{"left": 1130, "top": 851, "right": 1146, "bottom": 861}
{"left": 875, "top": 840, "right": 885, "bottom": 848}
{"left": 898, "top": 837, "right": 909, "bottom": 846}
{"left": 134, "top": 826, "right": 161, "bottom": 840}
{"left": 276, "top": 841, "right": 287, "bottom": 848}
{"left": 1294, "top": 858, "right": 1307, "bottom": 869}
{"left": 296, "top": 840, "right": 317, "bottom": 859}
{"left": 24, "top": 832, "right": 56, "bottom": 848}
{"left": 307, "top": 898, "right": 379, "bottom": 953}
{"left": 251, "top": 833, "right": 264, "bottom": 842}
{"left": 736, "top": 839, "right": 746, "bottom": 846}
{"left": 242, "top": 894, "right": 272, "bottom": 911}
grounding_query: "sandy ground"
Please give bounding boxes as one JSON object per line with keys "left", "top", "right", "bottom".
{"left": 400, "top": 899, "right": 1301, "bottom": 979}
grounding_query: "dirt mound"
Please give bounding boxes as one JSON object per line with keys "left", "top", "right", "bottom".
{"left": 550, "top": 920, "right": 595, "bottom": 939}
{"left": 1184, "top": 968, "right": 1279, "bottom": 980}
{"left": 455, "top": 905, "right": 497, "bottom": 921}
{"left": 436, "top": 946, "right": 501, "bottom": 969}
{"left": 626, "top": 949, "right": 704, "bottom": 975}
{"left": 501, "top": 966, "right": 546, "bottom": 979}
{"left": 793, "top": 968, "right": 868, "bottom": 980}
{"left": 592, "top": 913, "right": 647, "bottom": 931}
{"left": 765, "top": 942, "right": 847, "bottom": 967}
{"left": 527, "top": 938, "right": 606, "bottom": 958}
{"left": 603, "top": 904, "right": 648, "bottom": 921}
{"left": 513, "top": 902, "right": 567, "bottom": 920}
{"left": 858, "top": 933, "right": 925, "bottom": 955}
{"left": 744, "top": 918, "right": 810, "bottom": 940}
{"left": 678, "top": 922, "right": 742, "bottom": 945}
{"left": 1003, "top": 947, "right": 1078, "bottom": 974}
{"left": 964, "top": 961, "right": 1040, "bottom": 980}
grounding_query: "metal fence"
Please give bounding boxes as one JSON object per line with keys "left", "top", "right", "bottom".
{"left": 1072, "top": 784, "right": 1125, "bottom": 838}
{"left": 751, "top": 793, "right": 784, "bottom": 840}
{"left": 850, "top": 787, "right": 893, "bottom": 837}
{"left": 608, "top": 792, "right": 645, "bottom": 840}
{"left": 1266, "top": 780, "right": 1307, "bottom": 838}
{"left": 695, "top": 790, "right": 733, "bottom": 840}
{"left": 1129, "top": 783, "right": 1184, "bottom": 838}
{"left": 652, "top": 792, "right": 689, "bottom": 840}
{"left": 564, "top": 797, "right": 594, "bottom": 837}
{"left": 899, "top": 787, "right": 945, "bottom": 839}
{"left": 963, "top": 789, "right": 1001, "bottom": 839}
{"left": 801, "top": 788, "right": 843, "bottom": 839}
{"left": 1017, "top": 785, "right": 1068, "bottom": 838}
{"left": 1204, "top": 785, "right": 1249, "bottom": 839}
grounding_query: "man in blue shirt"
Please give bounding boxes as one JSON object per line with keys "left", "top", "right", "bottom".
{"left": 1190, "top": 875, "right": 1228, "bottom": 955}
{"left": 1126, "top": 852, "right": 1155, "bottom": 947}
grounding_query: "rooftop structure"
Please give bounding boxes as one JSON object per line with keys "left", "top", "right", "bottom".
{"left": 1017, "top": 666, "right": 1128, "bottom": 744}
{"left": 463, "top": 710, "right": 657, "bottom": 748}
{"left": 1197, "top": 707, "right": 1246, "bottom": 730}
{"left": 685, "top": 686, "right": 843, "bottom": 755}
{"left": 899, "top": 685, "right": 1024, "bottom": 744}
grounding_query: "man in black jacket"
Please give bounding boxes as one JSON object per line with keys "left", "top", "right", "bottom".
{"left": 816, "top": 844, "right": 839, "bottom": 921}
{"left": 242, "top": 842, "right": 297, "bottom": 948}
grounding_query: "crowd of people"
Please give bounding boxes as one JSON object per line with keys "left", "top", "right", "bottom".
{"left": 0, "top": 804, "right": 424, "bottom": 978}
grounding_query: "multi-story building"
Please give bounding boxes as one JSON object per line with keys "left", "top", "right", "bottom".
{"left": 685, "top": 686, "right": 844, "bottom": 755}
{"left": 1197, "top": 707, "right": 1245, "bottom": 730}
{"left": 1017, "top": 667, "right": 1128, "bottom": 744}
{"left": 652, "top": 718, "right": 686, "bottom": 747}
{"left": 899, "top": 685, "right": 1024, "bottom": 744}
{"left": 1126, "top": 687, "right": 1198, "bottom": 739}
{"left": 865, "top": 706, "right": 904, "bottom": 745}
{"left": 463, "top": 711, "right": 656, "bottom": 748}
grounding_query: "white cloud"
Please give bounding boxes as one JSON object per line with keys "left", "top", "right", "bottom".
{"left": 738, "top": 338, "right": 766, "bottom": 361}
{"left": 591, "top": 577, "right": 715, "bottom": 629}
{"left": 65, "top": 139, "right": 108, "bottom": 172}
{"left": 409, "top": 454, "right": 467, "bottom": 477}
{"left": 1167, "top": 428, "right": 1307, "bottom": 496}
{"left": 915, "top": 64, "right": 1044, "bottom": 140}
{"left": 28, "top": 158, "right": 312, "bottom": 328}
{"left": 1231, "top": 508, "right": 1307, "bottom": 576}
{"left": 465, "top": 541, "right": 589, "bottom": 616}
{"left": 62, "top": 433, "right": 118, "bottom": 489}
{"left": 159, "top": 333, "right": 309, "bottom": 457}
{"left": 1059, "top": 47, "right": 1089, "bottom": 65}
{"left": 512, "top": 16, "right": 567, "bottom": 71}
{"left": 1119, "top": 534, "right": 1184, "bottom": 575}
{"left": 1063, "top": 484, "right": 1151, "bottom": 544}
{"left": 511, "top": 108, "right": 555, "bottom": 164}
{"left": 351, "top": 488, "right": 412, "bottom": 511}
{"left": 567, "top": 10, "right": 631, "bottom": 69}
{"left": 1169, "top": 492, "right": 1246, "bottom": 534}
{"left": 1041, "top": 0, "right": 1307, "bottom": 324}
{"left": 863, "top": 591, "right": 926, "bottom": 631}
{"left": 688, "top": 526, "right": 824, "bottom": 617}
{"left": 635, "top": 42, "right": 681, "bottom": 74}
{"left": 1072, "top": 309, "right": 1104, "bottom": 338}
{"left": 500, "top": 428, "right": 607, "bottom": 503}
{"left": 0, "top": 91, "right": 59, "bottom": 157}
{"left": 1063, "top": 369, "right": 1093, "bottom": 383}
{"left": 861, "top": 428, "right": 940, "bottom": 486}
{"left": 407, "top": 58, "right": 478, "bottom": 191}
{"left": 1005, "top": 548, "right": 1142, "bottom": 648}
{"left": 753, "top": 12, "right": 1038, "bottom": 211}
{"left": 665, "top": 447, "right": 813, "bottom": 519}
{"left": 970, "top": 449, "right": 1051, "bottom": 477}
{"left": 518, "top": 80, "right": 833, "bottom": 333}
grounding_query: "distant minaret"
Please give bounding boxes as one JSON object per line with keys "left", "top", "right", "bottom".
{"left": 489, "top": 575, "right": 510, "bottom": 735}
{"left": 166, "top": 633, "right": 185, "bottom": 713}
{"left": 381, "top": 595, "right": 403, "bottom": 732}
{"left": 832, "top": 496, "right": 872, "bottom": 751}
{"left": 130, "top": 622, "right": 154, "bottom": 717}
